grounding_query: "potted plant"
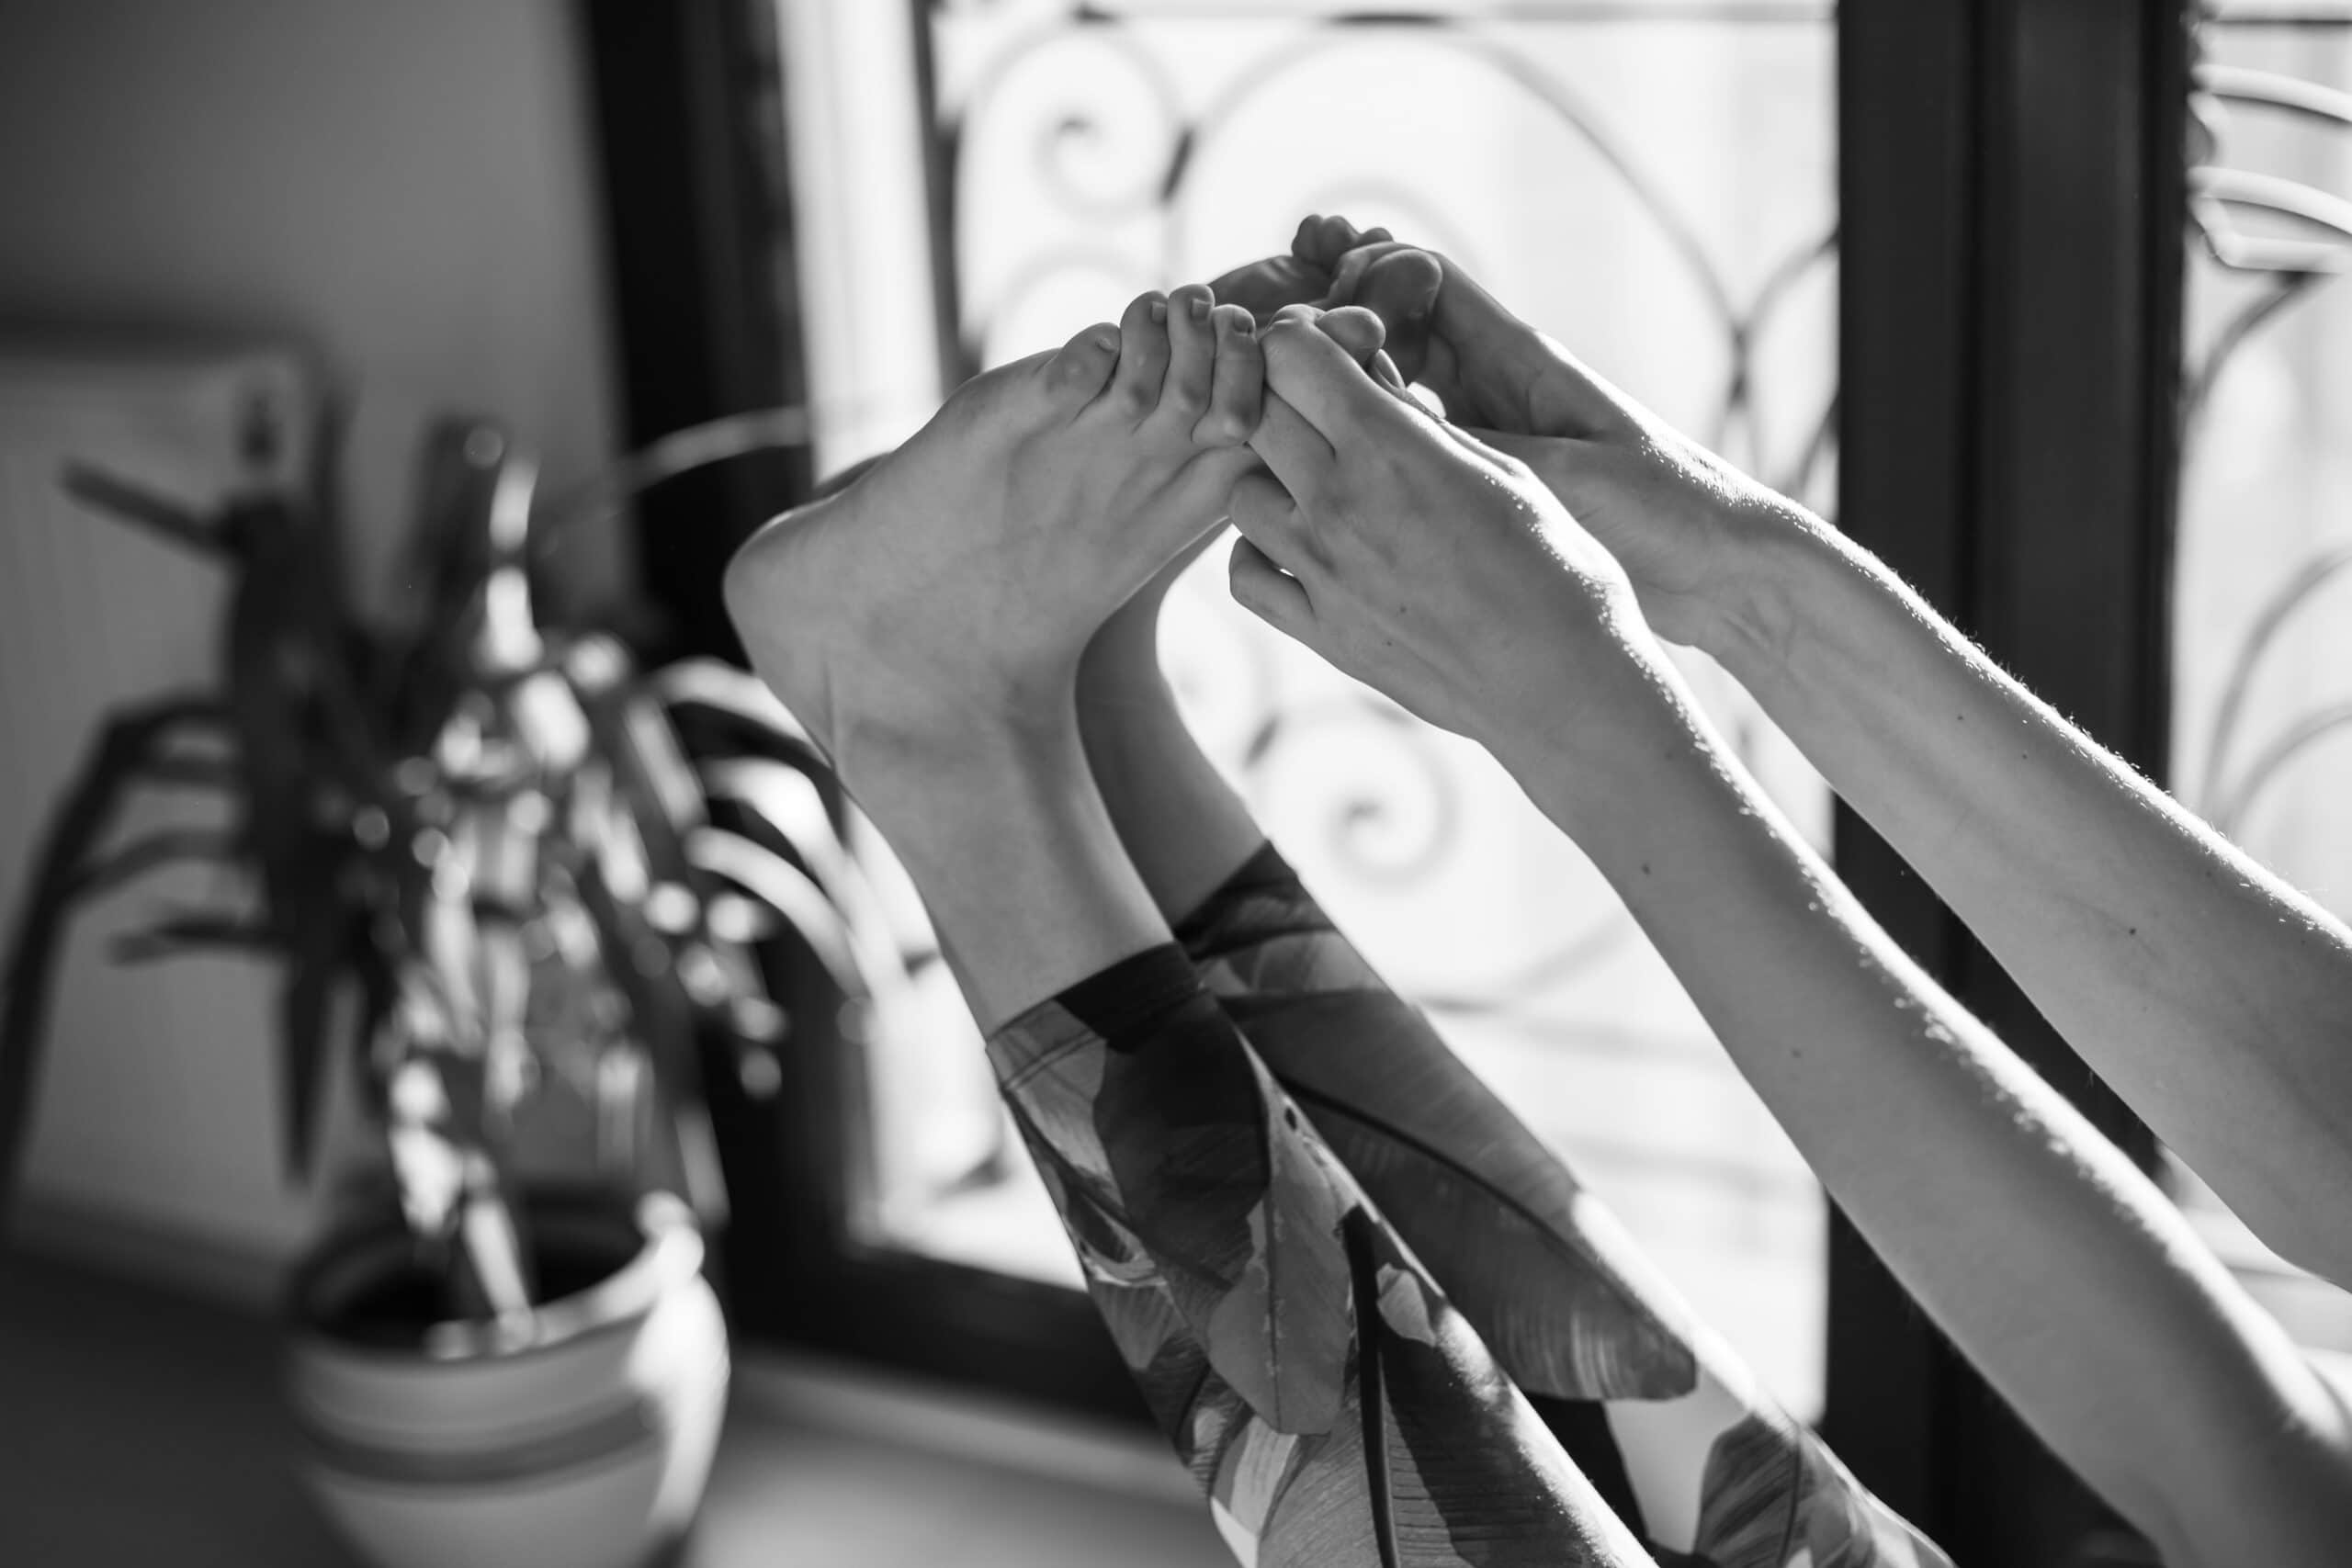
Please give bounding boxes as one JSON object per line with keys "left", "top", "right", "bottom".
{"left": 0, "top": 407, "right": 902, "bottom": 1568}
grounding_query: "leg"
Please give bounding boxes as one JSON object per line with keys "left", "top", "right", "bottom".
{"left": 727, "top": 286, "right": 1651, "bottom": 1567}
{"left": 1074, "top": 399, "right": 1951, "bottom": 1566}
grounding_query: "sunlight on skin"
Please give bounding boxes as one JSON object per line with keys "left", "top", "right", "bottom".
{"left": 1224, "top": 214, "right": 2352, "bottom": 1568}
{"left": 727, "top": 282, "right": 1287, "bottom": 1030}
{"left": 726, "top": 282, "right": 1660, "bottom": 1568}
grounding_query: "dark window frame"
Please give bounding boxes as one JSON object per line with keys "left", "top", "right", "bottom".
{"left": 1833, "top": 3, "right": 2189, "bottom": 1559}
{"left": 585, "top": 0, "right": 2198, "bottom": 1555}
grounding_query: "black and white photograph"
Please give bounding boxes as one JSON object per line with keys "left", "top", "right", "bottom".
{"left": 2, "top": 4, "right": 2348, "bottom": 1565}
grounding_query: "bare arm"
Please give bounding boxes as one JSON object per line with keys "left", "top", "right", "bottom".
{"left": 1712, "top": 516, "right": 2352, "bottom": 1287}
{"left": 1226, "top": 305, "right": 2352, "bottom": 1567}
{"left": 1305, "top": 218, "right": 2352, "bottom": 1289}
{"left": 1487, "top": 637, "right": 2352, "bottom": 1568}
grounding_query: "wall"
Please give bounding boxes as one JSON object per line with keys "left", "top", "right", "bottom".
{"left": 0, "top": 0, "right": 625, "bottom": 1281}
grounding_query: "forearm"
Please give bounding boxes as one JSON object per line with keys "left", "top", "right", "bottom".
{"left": 1708, "top": 520, "right": 2352, "bottom": 1283}
{"left": 1483, "top": 649, "right": 2352, "bottom": 1566}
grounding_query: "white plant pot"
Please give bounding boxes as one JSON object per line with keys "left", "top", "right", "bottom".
{"left": 286, "top": 1190, "right": 729, "bottom": 1568}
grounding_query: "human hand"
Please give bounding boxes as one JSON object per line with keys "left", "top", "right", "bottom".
{"left": 1080, "top": 306, "right": 1396, "bottom": 688}
{"left": 1204, "top": 223, "right": 1406, "bottom": 325}
{"left": 1225, "top": 307, "right": 1661, "bottom": 755}
{"left": 1297, "top": 216, "right": 1819, "bottom": 657}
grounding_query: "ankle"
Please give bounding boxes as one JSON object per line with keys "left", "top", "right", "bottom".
{"left": 834, "top": 675, "right": 1081, "bottom": 791}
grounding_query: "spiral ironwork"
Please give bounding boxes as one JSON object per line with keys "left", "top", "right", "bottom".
{"left": 926, "top": 0, "right": 1834, "bottom": 1021}
{"left": 2184, "top": 7, "right": 2352, "bottom": 840}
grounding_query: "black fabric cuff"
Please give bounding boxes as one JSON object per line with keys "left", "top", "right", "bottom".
{"left": 1171, "top": 840, "right": 1306, "bottom": 949}
{"left": 1054, "top": 942, "right": 1211, "bottom": 1043}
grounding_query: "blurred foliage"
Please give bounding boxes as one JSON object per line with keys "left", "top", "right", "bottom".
{"left": 0, "top": 411, "right": 887, "bottom": 1321}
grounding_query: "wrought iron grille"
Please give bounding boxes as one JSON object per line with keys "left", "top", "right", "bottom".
{"left": 2173, "top": 1, "right": 2352, "bottom": 1358}
{"left": 878, "top": 0, "right": 1842, "bottom": 1414}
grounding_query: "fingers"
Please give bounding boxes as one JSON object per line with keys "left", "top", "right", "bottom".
{"left": 1247, "top": 389, "right": 1335, "bottom": 502}
{"left": 1351, "top": 249, "right": 1443, "bottom": 385}
{"left": 1307, "top": 307, "right": 1419, "bottom": 410}
{"left": 1259, "top": 307, "right": 1404, "bottom": 448}
{"left": 1227, "top": 535, "right": 1316, "bottom": 642}
{"left": 1291, "top": 214, "right": 1393, "bottom": 273}
{"left": 1227, "top": 467, "right": 1306, "bottom": 553}
{"left": 1195, "top": 303, "right": 1262, "bottom": 446}
{"left": 1204, "top": 253, "right": 1329, "bottom": 321}
{"left": 1104, "top": 290, "right": 1172, "bottom": 418}
{"left": 1313, "top": 305, "right": 1386, "bottom": 370}
{"left": 1148, "top": 283, "right": 1216, "bottom": 434}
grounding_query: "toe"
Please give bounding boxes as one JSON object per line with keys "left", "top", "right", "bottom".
{"left": 1194, "top": 303, "right": 1263, "bottom": 447}
{"left": 1100, "top": 290, "right": 1172, "bottom": 421}
{"left": 1045, "top": 320, "right": 1122, "bottom": 409}
{"left": 1148, "top": 283, "right": 1216, "bottom": 434}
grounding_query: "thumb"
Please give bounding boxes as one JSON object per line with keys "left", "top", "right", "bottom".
{"left": 1351, "top": 249, "right": 1442, "bottom": 384}
{"left": 1307, "top": 309, "right": 1420, "bottom": 412}
{"left": 1314, "top": 305, "right": 1387, "bottom": 368}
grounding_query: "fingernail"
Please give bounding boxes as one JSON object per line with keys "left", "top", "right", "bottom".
{"left": 1148, "top": 299, "right": 1168, "bottom": 323}
{"left": 1188, "top": 296, "right": 1210, "bottom": 321}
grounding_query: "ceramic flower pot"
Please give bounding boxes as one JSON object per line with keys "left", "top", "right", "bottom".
{"left": 285, "top": 1190, "right": 729, "bottom": 1568}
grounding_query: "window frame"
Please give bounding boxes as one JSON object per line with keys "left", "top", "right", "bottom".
{"left": 1832, "top": 2, "right": 2188, "bottom": 1557}
{"left": 585, "top": 0, "right": 2199, "bottom": 1554}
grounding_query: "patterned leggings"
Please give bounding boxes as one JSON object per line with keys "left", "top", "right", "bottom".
{"left": 989, "top": 844, "right": 1950, "bottom": 1568}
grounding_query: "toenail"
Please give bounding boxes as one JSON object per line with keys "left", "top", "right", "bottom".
{"left": 1148, "top": 299, "right": 1168, "bottom": 323}
{"left": 1188, "top": 296, "right": 1209, "bottom": 321}
{"left": 1233, "top": 316, "right": 1256, "bottom": 339}
{"left": 1092, "top": 331, "right": 1118, "bottom": 353}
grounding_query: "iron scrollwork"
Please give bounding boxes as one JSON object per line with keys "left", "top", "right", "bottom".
{"left": 930, "top": 0, "right": 1836, "bottom": 1021}
{"left": 2184, "top": 8, "right": 2352, "bottom": 841}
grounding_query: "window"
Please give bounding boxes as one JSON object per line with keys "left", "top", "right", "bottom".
{"left": 2171, "top": 5, "right": 2352, "bottom": 1369}
{"left": 590, "top": 2, "right": 2214, "bottom": 1559}
{"left": 776, "top": 0, "right": 1840, "bottom": 1419}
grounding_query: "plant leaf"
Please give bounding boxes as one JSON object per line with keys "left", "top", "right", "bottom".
{"left": 651, "top": 658, "right": 822, "bottom": 762}
{"left": 110, "top": 911, "right": 277, "bottom": 964}
{"left": 0, "top": 693, "right": 229, "bottom": 1208}
{"left": 278, "top": 931, "right": 338, "bottom": 1180}
{"left": 60, "top": 465, "right": 236, "bottom": 559}
{"left": 697, "top": 758, "right": 914, "bottom": 999}
{"left": 70, "top": 827, "right": 243, "bottom": 901}
{"left": 683, "top": 827, "right": 867, "bottom": 999}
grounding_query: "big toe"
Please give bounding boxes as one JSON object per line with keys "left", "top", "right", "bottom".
{"left": 1045, "top": 321, "right": 1122, "bottom": 409}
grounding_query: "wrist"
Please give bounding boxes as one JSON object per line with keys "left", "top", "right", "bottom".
{"left": 1463, "top": 593, "right": 1696, "bottom": 814}
{"left": 1691, "top": 499, "right": 1843, "bottom": 689}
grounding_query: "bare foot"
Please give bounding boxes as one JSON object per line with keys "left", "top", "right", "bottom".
{"left": 725, "top": 284, "right": 1263, "bottom": 788}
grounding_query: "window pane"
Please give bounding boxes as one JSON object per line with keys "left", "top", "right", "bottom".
{"left": 794, "top": 0, "right": 1838, "bottom": 1416}
{"left": 2172, "top": 7, "right": 2352, "bottom": 1363}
